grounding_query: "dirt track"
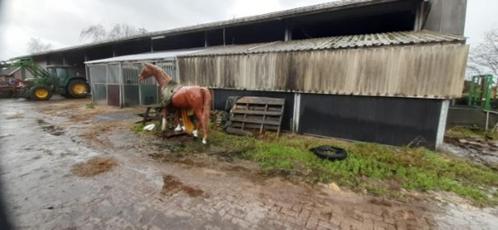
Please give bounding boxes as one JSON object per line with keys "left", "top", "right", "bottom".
{"left": 0, "top": 97, "right": 496, "bottom": 229}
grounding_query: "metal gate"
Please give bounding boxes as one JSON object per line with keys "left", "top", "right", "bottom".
{"left": 107, "top": 64, "right": 121, "bottom": 106}
{"left": 88, "top": 65, "right": 107, "bottom": 103}
{"left": 88, "top": 61, "right": 176, "bottom": 107}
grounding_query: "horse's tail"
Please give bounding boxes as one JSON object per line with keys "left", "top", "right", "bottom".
{"left": 201, "top": 87, "right": 212, "bottom": 119}
{"left": 181, "top": 110, "right": 195, "bottom": 134}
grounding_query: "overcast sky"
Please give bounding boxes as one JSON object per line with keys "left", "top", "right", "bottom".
{"left": 0, "top": 0, "right": 497, "bottom": 60}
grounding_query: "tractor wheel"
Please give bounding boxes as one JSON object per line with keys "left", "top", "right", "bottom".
{"left": 67, "top": 79, "right": 89, "bottom": 98}
{"left": 31, "top": 86, "right": 52, "bottom": 101}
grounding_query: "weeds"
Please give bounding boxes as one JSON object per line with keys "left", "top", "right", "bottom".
{"left": 132, "top": 123, "right": 498, "bottom": 206}
{"left": 85, "top": 103, "right": 96, "bottom": 109}
{"left": 446, "top": 126, "right": 498, "bottom": 140}
{"left": 207, "top": 129, "right": 498, "bottom": 206}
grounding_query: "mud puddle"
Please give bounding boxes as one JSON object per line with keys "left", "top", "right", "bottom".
{"left": 150, "top": 150, "right": 270, "bottom": 187}
{"left": 71, "top": 156, "right": 118, "bottom": 177}
{"left": 161, "top": 175, "right": 206, "bottom": 198}
{"left": 443, "top": 138, "right": 498, "bottom": 169}
{"left": 37, "top": 119, "right": 65, "bottom": 136}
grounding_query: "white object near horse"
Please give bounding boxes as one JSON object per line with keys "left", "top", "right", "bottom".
{"left": 143, "top": 124, "right": 156, "bottom": 131}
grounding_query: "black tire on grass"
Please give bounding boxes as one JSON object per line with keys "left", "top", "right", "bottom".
{"left": 310, "top": 145, "right": 348, "bottom": 161}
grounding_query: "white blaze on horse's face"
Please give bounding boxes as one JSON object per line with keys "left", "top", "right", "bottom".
{"left": 138, "top": 64, "right": 153, "bottom": 81}
{"left": 138, "top": 71, "right": 146, "bottom": 81}
{"left": 138, "top": 71, "right": 149, "bottom": 81}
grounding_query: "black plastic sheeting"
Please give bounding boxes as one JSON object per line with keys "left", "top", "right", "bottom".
{"left": 299, "top": 94, "right": 442, "bottom": 148}
{"left": 211, "top": 89, "right": 295, "bottom": 130}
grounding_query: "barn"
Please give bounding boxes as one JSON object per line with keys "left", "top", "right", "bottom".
{"left": 9, "top": 0, "right": 469, "bottom": 149}
{"left": 85, "top": 30, "right": 468, "bottom": 149}
{"left": 177, "top": 30, "right": 468, "bottom": 149}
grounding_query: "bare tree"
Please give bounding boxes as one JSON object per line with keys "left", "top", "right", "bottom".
{"left": 108, "top": 24, "right": 147, "bottom": 39}
{"left": 26, "top": 38, "right": 53, "bottom": 54}
{"left": 80, "top": 24, "right": 148, "bottom": 42}
{"left": 80, "top": 24, "right": 107, "bottom": 42}
{"left": 467, "top": 28, "right": 498, "bottom": 77}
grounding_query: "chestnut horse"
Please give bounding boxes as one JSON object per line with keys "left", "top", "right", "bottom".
{"left": 138, "top": 63, "right": 212, "bottom": 144}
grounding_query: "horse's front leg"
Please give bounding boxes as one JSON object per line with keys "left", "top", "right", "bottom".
{"left": 161, "top": 107, "right": 168, "bottom": 131}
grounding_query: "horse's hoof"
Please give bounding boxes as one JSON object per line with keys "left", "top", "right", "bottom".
{"left": 202, "top": 139, "right": 207, "bottom": 145}
{"left": 174, "top": 125, "right": 182, "bottom": 132}
{"left": 181, "top": 126, "right": 186, "bottom": 131}
{"left": 192, "top": 130, "right": 198, "bottom": 137}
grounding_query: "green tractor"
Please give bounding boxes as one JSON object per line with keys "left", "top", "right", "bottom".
{"left": 12, "top": 59, "right": 89, "bottom": 100}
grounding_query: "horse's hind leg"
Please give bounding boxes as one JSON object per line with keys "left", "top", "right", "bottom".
{"left": 174, "top": 110, "right": 182, "bottom": 132}
{"left": 194, "top": 109, "right": 207, "bottom": 144}
{"left": 192, "top": 116, "right": 199, "bottom": 138}
{"left": 161, "top": 108, "right": 168, "bottom": 131}
{"left": 201, "top": 113, "right": 208, "bottom": 144}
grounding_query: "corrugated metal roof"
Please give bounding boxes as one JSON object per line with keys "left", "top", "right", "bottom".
{"left": 85, "top": 49, "right": 202, "bottom": 64}
{"left": 180, "top": 31, "right": 465, "bottom": 57}
{"left": 85, "top": 30, "right": 465, "bottom": 64}
{"left": 13, "top": 0, "right": 400, "bottom": 59}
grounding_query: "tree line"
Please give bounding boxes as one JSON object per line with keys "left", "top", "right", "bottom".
{"left": 27, "top": 23, "right": 147, "bottom": 54}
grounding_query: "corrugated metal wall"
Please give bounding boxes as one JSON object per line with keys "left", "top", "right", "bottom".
{"left": 178, "top": 43, "right": 469, "bottom": 99}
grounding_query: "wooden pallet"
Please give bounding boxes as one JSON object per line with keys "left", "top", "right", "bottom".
{"left": 228, "top": 96, "right": 285, "bottom": 136}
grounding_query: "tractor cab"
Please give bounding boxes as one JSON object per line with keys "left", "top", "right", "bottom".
{"left": 46, "top": 66, "right": 83, "bottom": 81}
{"left": 45, "top": 65, "right": 88, "bottom": 98}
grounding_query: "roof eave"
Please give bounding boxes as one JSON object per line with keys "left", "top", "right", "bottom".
{"left": 10, "top": 0, "right": 404, "bottom": 60}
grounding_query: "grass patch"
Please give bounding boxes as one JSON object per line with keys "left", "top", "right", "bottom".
{"left": 132, "top": 121, "right": 162, "bottom": 135}
{"left": 85, "top": 103, "right": 96, "bottom": 109}
{"left": 446, "top": 126, "right": 498, "bottom": 140}
{"left": 207, "top": 129, "right": 498, "bottom": 206}
{"left": 132, "top": 123, "right": 147, "bottom": 134}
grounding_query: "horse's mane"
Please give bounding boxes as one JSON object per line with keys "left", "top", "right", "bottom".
{"left": 149, "top": 64, "right": 177, "bottom": 85}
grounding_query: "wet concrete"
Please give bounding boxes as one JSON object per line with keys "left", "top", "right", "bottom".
{"left": 0, "top": 98, "right": 496, "bottom": 229}
{"left": 441, "top": 140, "right": 498, "bottom": 170}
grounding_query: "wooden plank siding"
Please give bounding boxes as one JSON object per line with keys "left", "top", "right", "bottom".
{"left": 178, "top": 43, "right": 469, "bottom": 99}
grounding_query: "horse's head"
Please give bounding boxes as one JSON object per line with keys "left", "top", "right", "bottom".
{"left": 138, "top": 63, "right": 156, "bottom": 81}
